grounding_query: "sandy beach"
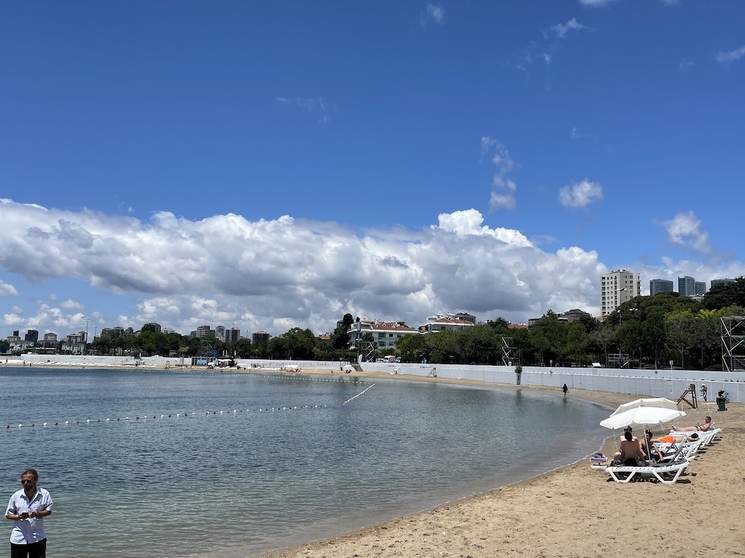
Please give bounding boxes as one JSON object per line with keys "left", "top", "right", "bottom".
{"left": 254, "top": 369, "right": 743, "bottom": 558}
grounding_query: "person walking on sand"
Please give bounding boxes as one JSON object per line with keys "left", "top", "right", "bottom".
{"left": 5, "top": 469, "right": 53, "bottom": 558}
{"left": 700, "top": 384, "right": 708, "bottom": 402}
{"left": 562, "top": 384, "right": 568, "bottom": 397}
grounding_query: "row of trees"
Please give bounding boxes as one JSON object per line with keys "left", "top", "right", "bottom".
{"left": 5, "top": 278, "right": 744, "bottom": 370}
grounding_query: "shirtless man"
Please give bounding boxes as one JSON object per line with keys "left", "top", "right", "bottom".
{"left": 672, "top": 415, "right": 712, "bottom": 432}
{"left": 611, "top": 431, "right": 647, "bottom": 466}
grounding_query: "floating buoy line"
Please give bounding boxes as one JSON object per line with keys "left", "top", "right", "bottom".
{"left": 4, "top": 374, "right": 376, "bottom": 430}
{"left": 5, "top": 404, "right": 329, "bottom": 430}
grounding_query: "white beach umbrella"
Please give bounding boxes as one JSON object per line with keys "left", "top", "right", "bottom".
{"left": 602, "top": 400, "right": 687, "bottom": 462}
{"left": 609, "top": 397, "right": 680, "bottom": 417}
{"left": 600, "top": 406, "right": 686, "bottom": 430}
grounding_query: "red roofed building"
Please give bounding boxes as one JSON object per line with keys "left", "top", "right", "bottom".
{"left": 348, "top": 320, "right": 418, "bottom": 350}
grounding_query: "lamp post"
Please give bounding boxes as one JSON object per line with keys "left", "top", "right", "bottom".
{"left": 617, "top": 287, "right": 627, "bottom": 326}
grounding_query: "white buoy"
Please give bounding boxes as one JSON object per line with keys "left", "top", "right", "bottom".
{"left": 87, "top": 419, "right": 91, "bottom": 423}
{"left": 65, "top": 421, "right": 69, "bottom": 425}
{"left": 107, "top": 418, "right": 110, "bottom": 422}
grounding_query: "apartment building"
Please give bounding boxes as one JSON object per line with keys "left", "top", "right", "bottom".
{"left": 600, "top": 269, "right": 641, "bottom": 316}
{"left": 348, "top": 320, "right": 418, "bottom": 350}
{"left": 419, "top": 314, "right": 475, "bottom": 333}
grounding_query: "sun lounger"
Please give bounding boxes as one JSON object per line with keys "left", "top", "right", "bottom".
{"left": 606, "top": 459, "right": 689, "bottom": 484}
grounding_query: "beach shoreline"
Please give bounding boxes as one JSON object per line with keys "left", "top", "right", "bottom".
{"left": 250, "top": 368, "right": 741, "bottom": 558}
{"left": 6, "top": 363, "right": 741, "bottom": 556}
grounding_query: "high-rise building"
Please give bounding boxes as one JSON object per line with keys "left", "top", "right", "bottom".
{"left": 225, "top": 328, "right": 240, "bottom": 343}
{"left": 711, "top": 278, "right": 736, "bottom": 289}
{"left": 24, "top": 329, "right": 39, "bottom": 343}
{"left": 252, "top": 331, "right": 271, "bottom": 343}
{"left": 195, "top": 325, "right": 213, "bottom": 337}
{"left": 678, "top": 276, "right": 696, "bottom": 297}
{"left": 215, "top": 326, "right": 226, "bottom": 342}
{"left": 650, "top": 279, "right": 674, "bottom": 296}
{"left": 600, "top": 269, "right": 641, "bottom": 316}
{"left": 695, "top": 281, "right": 707, "bottom": 296}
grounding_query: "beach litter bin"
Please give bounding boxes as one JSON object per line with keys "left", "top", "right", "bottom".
{"left": 716, "top": 396, "right": 727, "bottom": 412}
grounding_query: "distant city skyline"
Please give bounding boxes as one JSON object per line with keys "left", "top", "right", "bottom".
{"left": 2, "top": 2, "right": 744, "bottom": 336}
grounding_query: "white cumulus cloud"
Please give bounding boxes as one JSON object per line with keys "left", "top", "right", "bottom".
{"left": 0, "top": 279, "right": 18, "bottom": 296}
{"left": 0, "top": 200, "right": 614, "bottom": 333}
{"left": 659, "top": 211, "right": 711, "bottom": 253}
{"left": 558, "top": 179, "right": 603, "bottom": 208}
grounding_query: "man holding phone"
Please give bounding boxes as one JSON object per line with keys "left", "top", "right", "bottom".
{"left": 5, "top": 469, "right": 53, "bottom": 558}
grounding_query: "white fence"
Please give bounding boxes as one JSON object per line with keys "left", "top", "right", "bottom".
{"left": 12, "top": 354, "right": 744, "bottom": 404}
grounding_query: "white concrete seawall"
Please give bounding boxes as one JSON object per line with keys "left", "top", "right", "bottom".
{"left": 9, "top": 354, "right": 744, "bottom": 404}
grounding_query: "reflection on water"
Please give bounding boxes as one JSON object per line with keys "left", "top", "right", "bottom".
{"left": 0, "top": 369, "right": 609, "bottom": 557}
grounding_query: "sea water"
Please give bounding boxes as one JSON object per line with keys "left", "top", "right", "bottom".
{"left": 0, "top": 368, "right": 611, "bottom": 557}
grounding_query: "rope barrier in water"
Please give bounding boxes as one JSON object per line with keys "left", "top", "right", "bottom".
{"left": 3, "top": 373, "right": 374, "bottom": 430}
{"left": 4, "top": 404, "right": 332, "bottom": 429}
{"left": 343, "top": 383, "right": 375, "bottom": 405}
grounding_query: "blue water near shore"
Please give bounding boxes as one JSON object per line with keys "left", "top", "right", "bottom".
{"left": 1, "top": 368, "right": 611, "bottom": 557}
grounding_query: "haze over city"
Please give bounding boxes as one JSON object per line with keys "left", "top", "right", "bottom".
{"left": 1, "top": 0, "right": 744, "bottom": 338}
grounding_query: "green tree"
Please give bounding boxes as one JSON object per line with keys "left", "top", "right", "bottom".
{"left": 459, "top": 324, "right": 499, "bottom": 364}
{"left": 234, "top": 338, "right": 252, "bottom": 359}
{"left": 530, "top": 311, "right": 566, "bottom": 365}
{"left": 591, "top": 321, "right": 614, "bottom": 367}
{"left": 396, "top": 333, "right": 430, "bottom": 363}
{"left": 703, "top": 277, "right": 745, "bottom": 310}
{"left": 429, "top": 329, "right": 462, "bottom": 364}
{"left": 563, "top": 322, "right": 589, "bottom": 366}
{"left": 665, "top": 311, "right": 697, "bottom": 368}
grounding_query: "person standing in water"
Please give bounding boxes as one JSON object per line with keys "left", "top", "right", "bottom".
{"left": 562, "top": 384, "right": 568, "bottom": 397}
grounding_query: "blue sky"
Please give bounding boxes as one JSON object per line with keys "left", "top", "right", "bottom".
{"left": 1, "top": 0, "right": 744, "bottom": 338}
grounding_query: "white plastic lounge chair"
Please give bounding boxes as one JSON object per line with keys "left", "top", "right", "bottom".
{"left": 605, "top": 459, "right": 689, "bottom": 484}
{"left": 657, "top": 440, "right": 690, "bottom": 463}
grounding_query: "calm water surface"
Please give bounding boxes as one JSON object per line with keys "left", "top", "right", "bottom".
{"left": 0, "top": 368, "right": 611, "bottom": 557}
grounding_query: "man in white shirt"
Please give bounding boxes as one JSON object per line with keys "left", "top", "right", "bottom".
{"left": 5, "top": 469, "right": 53, "bottom": 558}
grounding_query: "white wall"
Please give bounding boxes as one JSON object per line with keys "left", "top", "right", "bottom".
{"left": 14, "top": 354, "right": 743, "bottom": 404}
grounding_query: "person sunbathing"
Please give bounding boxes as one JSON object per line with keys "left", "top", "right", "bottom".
{"left": 654, "top": 432, "right": 699, "bottom": 445}
{"left": 672, "top": 415, "right": 712, "bottom": 432}
{"left": 610, "top": 431, "right": 647, "bottom": 466}
{"left": 641, "top": 430, "right": 664, "bottom": 461}
{"left": 619, "top": 425, "right": 638, "bottom": 443}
